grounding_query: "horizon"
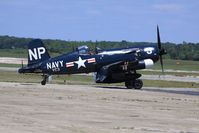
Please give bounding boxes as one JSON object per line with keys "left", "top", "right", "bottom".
{"left": 2, "top": 35, "right": 198, "bottom": 45}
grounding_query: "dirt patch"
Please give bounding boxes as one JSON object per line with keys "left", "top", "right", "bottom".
{"left": 0, "top": 82, "right": 199, "bottom": 133}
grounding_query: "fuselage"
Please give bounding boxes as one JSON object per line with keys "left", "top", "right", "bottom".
{"left": 19, "top": 45, "right": 159, "bottom": 75}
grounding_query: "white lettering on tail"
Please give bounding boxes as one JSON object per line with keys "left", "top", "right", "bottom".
{"left": 28, "top": 47, "right": 46, "bottom": 61}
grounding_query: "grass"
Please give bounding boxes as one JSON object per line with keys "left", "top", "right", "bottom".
{"left": 0, "top": 63, "right": 21, "bottom": 68}
{"left": 142, "top": 80, "right": 198, "bottom": 88}
{"left": 138, "top": 70, "right": 199, "bottom": 77}
{"left": 0, "top": 71, "right": 41, "bottom": 83}
{"left": 0, "top": 71, "right": 93, "bottom": 85}
{"left": 0, "top": 49, "right": 27, "bottom": 58}
{"left": 0, "top": 70, "right": 198, "bottom": 88}
{"left": 153, "top": 59, "right": 199, "bottom": 71}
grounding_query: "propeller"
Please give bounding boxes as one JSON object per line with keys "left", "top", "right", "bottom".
{"left": 157, "top": 26, "right": 167, "bottom": 73}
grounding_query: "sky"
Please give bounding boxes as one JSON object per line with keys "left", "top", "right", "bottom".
{"left": 0, "top": 0, "right": 199, "bottom": 43}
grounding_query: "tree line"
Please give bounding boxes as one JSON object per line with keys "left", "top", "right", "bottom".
{"left": 0, "top": 35, "right": 198, "bottom": 61}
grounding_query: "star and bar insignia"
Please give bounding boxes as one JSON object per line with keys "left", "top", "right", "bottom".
{"left": 65, "top": 57, "right": 96, "bottom": 69}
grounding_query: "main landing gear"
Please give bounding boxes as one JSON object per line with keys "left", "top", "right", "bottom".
{"left": 41, "top": 75, "right": 48, "bottom": 85}
{"left": 124, "top": 71, "right": 143, "bottom": 89}
{"left": 125, "top": 79, "right": 143, "bottom": 89}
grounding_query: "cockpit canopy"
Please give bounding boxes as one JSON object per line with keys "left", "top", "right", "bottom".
{"left": 76, "top": 45, "right": 89, "bottom": 55}
{"left": 76, "top": 45, "right": 103, "bottom": 55}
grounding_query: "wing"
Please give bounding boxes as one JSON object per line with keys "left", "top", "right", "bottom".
{"left": 94, "top": 59, "right": 139, "bottom": 83}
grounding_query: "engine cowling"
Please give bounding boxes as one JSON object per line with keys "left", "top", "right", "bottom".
{"left": 134, "top": 59, "right": 154, "bottom": 70}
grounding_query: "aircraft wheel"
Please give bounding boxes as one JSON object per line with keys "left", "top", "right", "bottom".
{"left": 125, "top": 80, "right": 134, "bottom": 89}
{"left": 134, "top": 79, "right": 143, "bottom": 89}
{"left": 41, "top": 80, "right": 46, "bottom": 85}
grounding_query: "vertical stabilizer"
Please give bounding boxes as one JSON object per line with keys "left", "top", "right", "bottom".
{"left": 27, "top": 39, "right": 50, "bottom": 66}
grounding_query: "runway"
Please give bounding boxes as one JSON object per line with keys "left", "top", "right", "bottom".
{"left": 0, "top": 82, "right": 199, "bottom": 133}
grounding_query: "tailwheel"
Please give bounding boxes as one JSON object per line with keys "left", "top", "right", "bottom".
{"left": 125, "top": 79, "right": 143, "bottom": 89}
{"left": 41, "top": 75, "right": 48, "bottom": 85}
{"left": 41, "top": 80, "right": 46, "bottom": 85}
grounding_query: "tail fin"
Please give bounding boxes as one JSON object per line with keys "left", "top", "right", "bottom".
{"left": 28, "top": 39, "right": 50, "bottom": 66}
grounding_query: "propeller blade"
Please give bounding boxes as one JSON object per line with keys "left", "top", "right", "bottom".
{"left": 157, "top": 26, "right": 165, "bottom": 74}
{"left": 157, "top": 25, "right": 161, "bottom": 50}
{"left": 160, "top": 55, "right": 164, "bottom": 73}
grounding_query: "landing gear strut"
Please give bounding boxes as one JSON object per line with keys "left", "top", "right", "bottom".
{"left": 125, "top": 71, "right": 143, "bottom": 89}
{"left": 41, "top": 75, "right": 48, "bottom": 85}
{"left": 125, "top": 79, "right": 143, "bottom": 89}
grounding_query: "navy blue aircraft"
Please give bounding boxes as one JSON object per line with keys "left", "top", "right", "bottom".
{"left": 18, "top": 27, "right": 166, "bottom": 89}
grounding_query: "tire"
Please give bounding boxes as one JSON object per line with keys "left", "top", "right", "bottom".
{"left": 125, "top": 80, "right": 134, "bottom": 89}
{"left": 134, "top": 79, "right": 143, "bottom": 89}
{"left": 41, "top": 80, "right": 46, "bottom": 85}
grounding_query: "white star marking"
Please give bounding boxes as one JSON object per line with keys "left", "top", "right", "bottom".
{"left": 75, "top": 57, "right": 86, "bottom": 69}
